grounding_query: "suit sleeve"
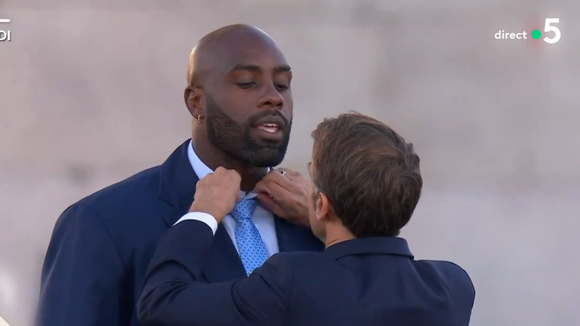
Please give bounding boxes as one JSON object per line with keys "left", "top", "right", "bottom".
{"left": 138, "top": 220, "right": 293, "bottom": 326}
{"left": 36, "top": 204, "right": 126, "bottom": 326}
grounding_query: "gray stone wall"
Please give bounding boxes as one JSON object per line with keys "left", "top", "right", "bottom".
{"left": 0, "top": 1, "right": 578, "bottom": 325}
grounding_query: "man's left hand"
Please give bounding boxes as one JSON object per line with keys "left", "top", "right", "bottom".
{"left": 253, "top": 168, "right": 312, "bottom": 228}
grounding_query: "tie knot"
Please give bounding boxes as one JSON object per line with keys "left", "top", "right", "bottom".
{"left": 231, "top": 199, "right": 258, "bottom": 222}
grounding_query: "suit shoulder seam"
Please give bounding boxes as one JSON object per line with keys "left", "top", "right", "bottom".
{"left": 76, "top": 202, "right": 125, "bottom": 269}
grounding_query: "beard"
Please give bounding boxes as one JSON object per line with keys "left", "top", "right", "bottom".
{"left": 205, "top": 94, "right": 292, "bottom": 167}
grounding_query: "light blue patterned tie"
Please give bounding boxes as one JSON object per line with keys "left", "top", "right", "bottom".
{"left": 231, "top": 199, "right": 268, "bottom": 275}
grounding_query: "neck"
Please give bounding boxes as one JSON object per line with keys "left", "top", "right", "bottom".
{"left": 323, "top": 219, "right": 356, "bottom": 248}
{"left": 192, "top": 135, "right": 268, "bottom": 192}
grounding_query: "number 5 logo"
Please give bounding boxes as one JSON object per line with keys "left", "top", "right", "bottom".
{"left": 543, "top": 18, "right": 561, "bottom": 44}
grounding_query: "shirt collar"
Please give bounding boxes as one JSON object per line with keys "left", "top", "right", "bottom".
{"left": 187, "top": 139, "right": 268, "bottom": 199}
{"left": 324, "top": 237, "right": 414, "bottom": 260}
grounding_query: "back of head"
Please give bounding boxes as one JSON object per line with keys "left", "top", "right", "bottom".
{"left": 311, "top": 112, "right": 422, "bottom": 237}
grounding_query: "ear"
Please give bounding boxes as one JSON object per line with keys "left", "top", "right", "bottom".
{"left": 316, "top": 192, "right": 331, "bottom": 221}
{"left": 184, "top": 85, "right": 204, "bottom": 117}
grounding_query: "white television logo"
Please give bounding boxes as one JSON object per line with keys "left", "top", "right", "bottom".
{"left": 0, "top": 19, "right": 11, "bottom": 42}
{"left": 494, "top": 18, "right": 561, "bottom": 44}
{"left": 542, "top": 18, "right": 561, "bottom": 44}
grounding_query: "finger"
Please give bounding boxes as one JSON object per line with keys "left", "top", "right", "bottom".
{"left": 255, "top": 193, "right": 284, "bottom": 216}
{"left": 253, "top": 179, "right": 279, "bottom": 196}
{"left": 263, "top": 169, "right": 302, "bottom": 192}
{"left": 256, "top": 181, "right": 293, "bottom": 206}
{"left": 253, "top": 179, "right": 270, "bottom": 194}
{"left": 230, "top": 169, "right": 242, "bottom": 182}
{"left": 273, "top": 167, "right": 304, "bottom": 183}
{"left": 275, "top": 167, "right": 299, "bottom": 177}
{"left": 224, "top": 169, "right": 241, "bottom": 183}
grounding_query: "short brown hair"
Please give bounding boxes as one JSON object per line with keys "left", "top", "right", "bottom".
{"left": 311, "top": 112, "right": 422, "bottom": 237}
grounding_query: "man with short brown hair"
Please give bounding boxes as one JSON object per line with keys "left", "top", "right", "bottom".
{"left": 307, "top": 112, "right": 422, "bottom": 239}
{"left": 138, "top": 112, "right": 476, "bottom": 326}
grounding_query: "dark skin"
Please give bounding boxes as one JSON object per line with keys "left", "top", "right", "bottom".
{"left": 185, "top": 25, "right": 293, "bottom": 192}
{"left": 184, "top": 25, "right": 312, "bottom": 226}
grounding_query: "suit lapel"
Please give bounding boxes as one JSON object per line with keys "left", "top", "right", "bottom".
{"left": 158, "top": 139, "right": 198, "bottom": 224}
{"left": 162, "top": 204, "right": 246, "bottom": 282}
{"left": 158, "top": 140, "right": 246, "bottom": 281}
{"left": 202, "top": 225, "right": 247, "bottom": 282}
{"left": 275, "top": 216, "right": 324, "bottom": 252}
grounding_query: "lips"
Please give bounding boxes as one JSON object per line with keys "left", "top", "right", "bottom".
{"left": 256, "top": 123, "right": 280, "bottom": 134}
{"left": 251, "top": 115, "right": 286, "bottom": 140}
{"left": 252, "top": 115, "right": 286, "bottom": 133}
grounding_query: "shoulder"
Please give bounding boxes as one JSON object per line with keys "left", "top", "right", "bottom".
{"left": 416, "top": 259, "right": 475, "bottom": 297}
{"left": 258, "top": 251, "right": 327, "bottom": 269}
{"left": 78, "top": 166, "right": 161, "bottom": 208}
{"left": 76, "top": 165, "right": 160, "bottom": 212}
{"left": 261, "top": 251, "right": 331, "bottom": 275}
{"left": 55, "top": 166, "right": 162, "bottom": 230}
{"left": 419, "top": 260, "right": 472, "bottom": 281}
{"left": 253, "top": 251, "right": 329, "bottom": 286}
{"left": 270, "top": 251, "right": 327, "bottom": 263}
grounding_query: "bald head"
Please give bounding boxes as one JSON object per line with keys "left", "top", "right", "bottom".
{"left": 184, "top": 24, "right": 293, "bottom": 169}
{"left": 187, "top": 24, "right": 281, "bottom": 85}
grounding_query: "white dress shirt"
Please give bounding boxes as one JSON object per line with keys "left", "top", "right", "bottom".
{"left": 174, "top": 140, "right": 279, "bottom": 257}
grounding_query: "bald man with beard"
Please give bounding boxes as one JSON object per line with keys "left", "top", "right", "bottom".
{"left": 36, "top": 24, "right": 322, "bottom": 326}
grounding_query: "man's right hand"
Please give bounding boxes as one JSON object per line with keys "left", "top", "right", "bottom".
{"left": 189, "top": 167, "right": 241, "bottom": 222}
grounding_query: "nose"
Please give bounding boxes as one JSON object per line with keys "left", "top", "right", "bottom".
{"left": 257, "top": 84, "right": 284, "bottom": 110}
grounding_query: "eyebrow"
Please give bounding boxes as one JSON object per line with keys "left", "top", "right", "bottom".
{"left": 228, "top": 64, "right": 292, "bottom": 74}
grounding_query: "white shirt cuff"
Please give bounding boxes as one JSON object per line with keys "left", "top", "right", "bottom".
{"left": 174, "top": 212, "right": 218, "bottom": 234}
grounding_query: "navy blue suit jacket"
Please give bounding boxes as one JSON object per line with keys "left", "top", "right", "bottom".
{"left": 139, "top": 220, "right": 475, "bottom": 326}
{"left": 36, "top": 140, "right": 323, "bottom": 326}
